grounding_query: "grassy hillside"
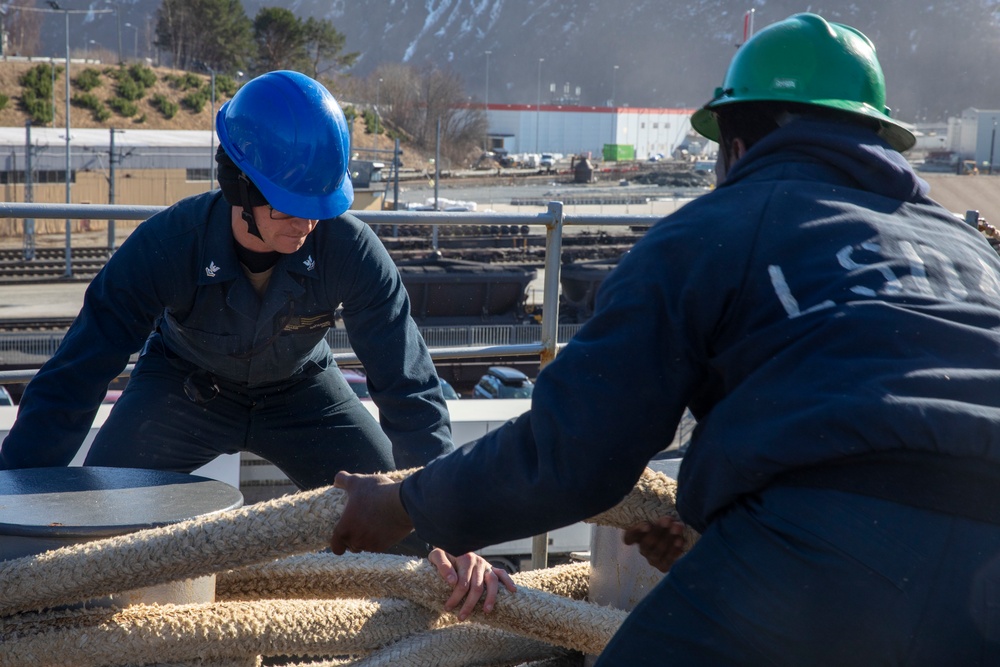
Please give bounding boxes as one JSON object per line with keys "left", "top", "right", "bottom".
{"left": 0, "top": 59, "right": 423, "bottom": 168}
{"left": 0, "top": 60, "right": 231, "bottom": 131}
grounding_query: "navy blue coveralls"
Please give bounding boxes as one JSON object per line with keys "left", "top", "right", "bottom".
{"left": 0, "top": 191, "right": 453, "bottom": 490}
{"left": 398, "top": 120, "right": 1000, "bottom": 664}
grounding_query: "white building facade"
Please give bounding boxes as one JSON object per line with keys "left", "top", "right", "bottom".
{"left": 948, "top": 108, "right": 1000, "bottom": 169}
{"left": 484, "top": 103, "right": 697, "bottom": 160}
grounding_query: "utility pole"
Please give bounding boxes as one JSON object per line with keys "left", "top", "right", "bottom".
{"left": 108, "top": 128, "right": 125, "bottom": 254}
{"left": 484, "top": 50, "right": 491, "bottom": 151}
{"left": 47, "top": 0, "right": 73, "bottom": 277}
{"left": 990, "top": 119, "right": 997, "bottom": 176}
{"left": 116, "top": 3, "right": 123, "bottom": 64}
{"left": 536, "top": 57, "right": 544, "bottom": 153}
{"left": 23, "top": 120, "right": 34, "bottom": 261}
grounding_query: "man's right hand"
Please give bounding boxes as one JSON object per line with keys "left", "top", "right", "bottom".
{"left": 622, "top": 515, "right": 687, "bottom": 573}
{"left": 329, "top": 472, "right": 414, "bottom": 555}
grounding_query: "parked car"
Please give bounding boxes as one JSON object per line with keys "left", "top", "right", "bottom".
{"left": 102, "top": 389, "right": 123, "bottom": 404}
{"left": 0, "top": 385, "right": 13, "bottom": 406}
{"left": 472, "top": 366, "right": 534, "bottom": 399}
{"left": 341, "top": 368, "right": 459, "bottom": 401}
{"left": 340, "top": 368, "right": 371, "bottom": 400}
{"left": 439, "top": 378, "right": 460, "bottom": 400}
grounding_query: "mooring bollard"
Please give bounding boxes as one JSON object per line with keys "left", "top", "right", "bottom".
{"left": 0, "top": 466, "right": 243, "bottom": 608}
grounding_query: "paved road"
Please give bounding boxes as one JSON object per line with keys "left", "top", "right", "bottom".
{"left": 0, "top": 282, "right": 88, "bottom": 320}
{"left": 920, "top": 172, "right": 1000, "bottom": 224}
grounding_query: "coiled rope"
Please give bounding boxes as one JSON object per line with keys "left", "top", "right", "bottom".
{"left": 0, "top": 466, "right": 695, "bottom": 666}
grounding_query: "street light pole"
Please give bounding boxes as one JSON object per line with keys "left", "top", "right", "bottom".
{"left": 484, "top": 50, "right": 491, "bottom": 151}
{"left": 125, "top": 21, "right": 137, "bottom": 60}
{"left": 48, "top": 0, "right": 72, "bottom": 277}
{"left": 195, "top": 61, "right": 217, "bottom": 188}
{"left": 206, "top": 65, "right": 216, "bottom": 188}
{"left": 990, "top": 119, "right": 997, "bottom": 176}
{"left": 609, "top": 64, "right": 620, "bottom": 147}
{"left": 536, "top": 57, "right": 544, "bottom": 153}
{"left": 373, "top": 77, "right": 382, "bottom": 152}
{"left": 108, "top": 127, "right": 124, "bottom": 254}
{"left": 116, "top": 3, "right": 123, "bottom": 64}
{"left": 611, "top": 64, "right": 619, "bottom": 106}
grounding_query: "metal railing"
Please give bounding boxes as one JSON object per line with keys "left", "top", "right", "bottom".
{"left": 0, "top": 200, "right": 662, "bottom": 570}
{"left": 0, "top": 324, "right": 588, "bottom": 368}
{"left": 0, "top": 200, "right": 659, "bottom": 379}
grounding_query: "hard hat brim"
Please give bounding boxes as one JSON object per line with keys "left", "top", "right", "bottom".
{"left": 690, "top": 98, "right": 916, "bottom": 153}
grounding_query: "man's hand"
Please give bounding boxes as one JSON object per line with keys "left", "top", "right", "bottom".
{"left": 428, "top": 548, "right": 516, "bottom": 621}
{"left": 329, "top": 472, "right": 414, "bottom": 555}
{"left": 622, "top": 515, "right": 687, "bottom": 573}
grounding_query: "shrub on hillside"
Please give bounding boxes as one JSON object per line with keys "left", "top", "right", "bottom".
{"left": 107, "top": 96, "right": 138, "bottom": 117}
{"left": 71, "top": 92, "right": 101, "bottom": 110}
{"left": 115, "top": 75, "right": 143, "bottom": 102}
{"left": 74, "top": 68, "right": 103, "bottom": 92}
{"left": 70, "top": 92, "right": 111, "bottom": 122}
{"left": 19, "top": 64, "right": 60, "bottom": 125}
{"left": 110, "top": 64, "right": 156, "bottom": 102}
{"left": 19, "top": 64, "right": 57, "bottom": 96}
{"left": 181, "top": 90, "right": 208, "bottom": 113}
{"left": 216, "top": 75, "right": 238, "bottom": 97}
{"left": 0, "top": 94, "right": 9, "bottom": 112}
{"left": 151, "top": 93, "right": 179, "bottom": 119}
{"left": 164, "top": 72, "right": 204, "bottom": 91}
{"left": 129, "top": 63, "right": 157, "bottom": 89}
{"left": 362, "top": 108, "right": 380, "bottom": 135}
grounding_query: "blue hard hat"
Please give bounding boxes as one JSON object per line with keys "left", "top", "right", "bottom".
{"left": 216, "top": 70, "right": 354, "bottom": 220}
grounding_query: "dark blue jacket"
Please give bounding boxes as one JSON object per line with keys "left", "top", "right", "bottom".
{"left": 401, "top": 119, "right": 1000, "bottom": 552}
{"left": 0, "top": 191, "right": 452, "bottom": 469}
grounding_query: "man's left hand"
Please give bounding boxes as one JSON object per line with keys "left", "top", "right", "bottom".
{"left": 428, "top": 548, "right": 516, "bottom": 621}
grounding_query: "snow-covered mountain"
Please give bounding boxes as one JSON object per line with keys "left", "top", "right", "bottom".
{"left": 42, "top": 0, "right": 1000, "bottom": 122}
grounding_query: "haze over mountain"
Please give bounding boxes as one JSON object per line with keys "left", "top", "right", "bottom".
{"left": 36, "top": 0, "right": 1000, "bottom": 123}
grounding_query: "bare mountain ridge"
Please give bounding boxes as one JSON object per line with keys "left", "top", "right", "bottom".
{"left": 31, "top": 0, "right": 1000, "bottom": 123}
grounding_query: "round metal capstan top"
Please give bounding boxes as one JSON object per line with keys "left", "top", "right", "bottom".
{"left": 0, "top": 467, "right": 244, "bottom": 539}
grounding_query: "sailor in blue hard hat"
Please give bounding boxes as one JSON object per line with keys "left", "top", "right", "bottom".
{"left": 1, "top": 70, "right": 515, "bottom": 615}
{"left": 215, "top": 70, "right": 354, "bottom": 243}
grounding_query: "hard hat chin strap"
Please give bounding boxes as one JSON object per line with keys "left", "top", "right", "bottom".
{"left": 238, "top": 173, "right": 264, "bottom": 240}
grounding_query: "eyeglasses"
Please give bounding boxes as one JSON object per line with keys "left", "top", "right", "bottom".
{"left": 268, "top": 206, "right": 295, "bottom": 221}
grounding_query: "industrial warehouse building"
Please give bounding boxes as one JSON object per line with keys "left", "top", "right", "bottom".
{"left": 483, "top": 103, "right": 699, "bottom": 161}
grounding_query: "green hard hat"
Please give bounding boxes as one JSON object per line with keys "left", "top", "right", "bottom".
{"left": 691, "top": 13, "right": 915, "bottom": 152}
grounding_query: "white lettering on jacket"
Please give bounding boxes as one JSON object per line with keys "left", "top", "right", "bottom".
{"left": 769, "top": 240, "right": 1000, "bottom": 319}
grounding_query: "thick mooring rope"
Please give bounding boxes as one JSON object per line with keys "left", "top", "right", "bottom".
{"left": 0, "top": 466, "right": 692, "bottom": 665}
{"left": 587, "top": 466, "right": 700, "bottom": 549}
{"left": 0, "top": 557, "right": 620, "bottom": 665}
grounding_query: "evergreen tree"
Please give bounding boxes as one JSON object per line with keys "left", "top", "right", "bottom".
{"left": 302, "top": 17, "right": 359, "bottom": 79}
{"left": 253, "top": 7, "right": 308, "bottom": 73}
{"left": 155, "top": 0, "right": 254, "bottom": 72}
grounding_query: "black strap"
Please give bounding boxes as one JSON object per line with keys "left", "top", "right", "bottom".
{"left": 238, "top": 173, "right": 263, "bottom": 240}
{"left": 777, "top": 450, "right": 1000, "bottom": 525}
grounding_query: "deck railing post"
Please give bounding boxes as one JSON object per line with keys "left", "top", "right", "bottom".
{"left": 529, "top": 200, "right": 565, "bottom": 571}
{"left": 539, "top": 201, "right": 564, "bottom": 368}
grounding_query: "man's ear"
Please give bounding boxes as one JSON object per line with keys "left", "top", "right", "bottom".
{"left": 730, "top": 137, "right": 748, "bottom": 162}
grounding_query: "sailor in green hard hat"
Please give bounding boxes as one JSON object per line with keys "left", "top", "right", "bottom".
{"left": 329, "top": 12, "right": 1000, "bottom": 666}
{"left": 691, "top": 12, "right": 915, "bottom": 177}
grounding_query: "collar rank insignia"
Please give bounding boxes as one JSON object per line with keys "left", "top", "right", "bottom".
{"left": 205, "top": 261, "right": 221, "bottom": 278}
{"left": 303, "top": 255, "right": 316, "bottom": 271}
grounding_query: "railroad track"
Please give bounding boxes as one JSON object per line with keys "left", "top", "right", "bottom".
{"left": 0, "top": 317, "right": 75, "bottom": 332}
{"left": 0, "top": 247, "right": 111, "bottom": 283}
{"left": 0, "top": 231, "right": 639, "bottom": 284}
